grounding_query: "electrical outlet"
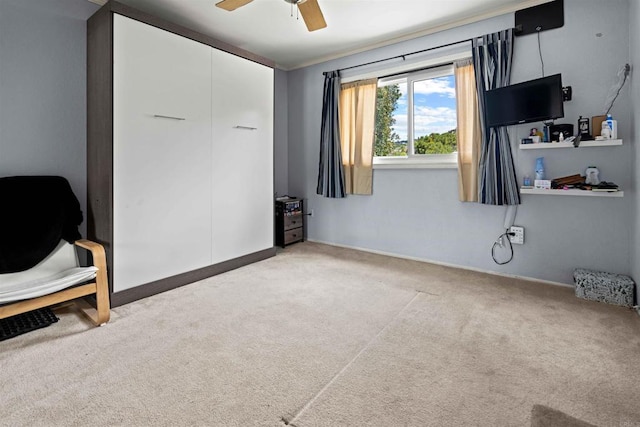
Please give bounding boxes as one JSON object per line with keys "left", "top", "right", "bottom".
{"left": 309, "top": 209, "right": 314, "bottom": 217}
{"left": 509, "top": 226, "right": 524, "bottom": 245}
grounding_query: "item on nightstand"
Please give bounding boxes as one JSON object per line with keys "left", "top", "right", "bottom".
{"left": 584, "top": 166, "right": 600, "bottom": 185}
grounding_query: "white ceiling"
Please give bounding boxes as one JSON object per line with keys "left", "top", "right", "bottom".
{"left": 102, "top": 0, "right": 551, "bottom": 70}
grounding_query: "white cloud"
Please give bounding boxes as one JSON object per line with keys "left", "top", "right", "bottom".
{"left": 414, "top": 106, "right": 457, "bottom": 135}
{"left": 392, "top": 106, "right": 457, "bottom": 138}
{"left": 413, "top": 77, "right": 455, "bottom": 98}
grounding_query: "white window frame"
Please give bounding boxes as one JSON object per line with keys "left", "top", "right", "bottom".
{"left": 342, "top": 49, "right": 471, "bottom": 169}
{"left": 375, "top": 64, "right": 457, "bottom": 169}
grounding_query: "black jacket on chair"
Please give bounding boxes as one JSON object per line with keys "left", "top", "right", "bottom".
{"left": 0, "top": 176, "right": 82, "bottom": 274}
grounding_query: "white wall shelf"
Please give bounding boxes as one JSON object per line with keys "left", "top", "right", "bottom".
{"left": 519, "top": 139, "right": 622, "bottom": 150}
{"left": 521, "top": 188, "right": 624, "bottom": 197}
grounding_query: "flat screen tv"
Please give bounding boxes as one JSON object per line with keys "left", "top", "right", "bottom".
{"left": 485, "top": 74, "right": 564, "bottom": 128}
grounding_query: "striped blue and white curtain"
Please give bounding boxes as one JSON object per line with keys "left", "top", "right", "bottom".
{"left": 472, "top": 30, "right": 520, "bottom": 205}
{"left": 316, "top": 71, "right": 346, "bottom": 198}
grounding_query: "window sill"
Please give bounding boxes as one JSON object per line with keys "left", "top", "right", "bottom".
{"left": 373, "top": 156, "right": 458, "bottom": 170}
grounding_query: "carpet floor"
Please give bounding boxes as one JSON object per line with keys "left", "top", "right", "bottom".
{"left": 1, "top": 242, "right": 639, "bottom": 426}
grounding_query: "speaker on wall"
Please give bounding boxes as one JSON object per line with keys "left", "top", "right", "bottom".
{"left": 515, "top": 0, "right": 564, "bottom": 36}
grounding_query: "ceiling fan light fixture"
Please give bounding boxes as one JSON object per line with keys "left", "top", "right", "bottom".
{"left": 217, "top": 0, "right": 325, "bottom": 32}
{"left": 215, "top": 0, "right": 254, "bottom": 11}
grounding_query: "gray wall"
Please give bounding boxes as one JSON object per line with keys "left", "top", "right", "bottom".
{"left": 630, "top": 0, "right": 640, "bottom": 300}
{"left": 0, "top": 0, "right": 98, "bottom": 235}
{"left": 288, "top": 0, "right": 633, "bottom": 285}
{"left": 274, "top": 68, "right": 289, "bottom": 196}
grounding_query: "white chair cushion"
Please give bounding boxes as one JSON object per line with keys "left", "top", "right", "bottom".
{"left": 0, "top": 241, "right": 98, "bottom": 303}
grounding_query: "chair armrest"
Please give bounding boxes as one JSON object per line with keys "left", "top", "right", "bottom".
{"left": 74, "top": 239, "right": 106, "bottom": 268}
{"left": 73, "top": 239, "right": 110, "bottom": 325}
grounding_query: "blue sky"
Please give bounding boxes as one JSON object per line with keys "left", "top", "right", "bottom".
{"left": 392, "top": 75, "right": 457, "bottom": 140}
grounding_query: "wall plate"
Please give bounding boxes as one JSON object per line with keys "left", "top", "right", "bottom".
{"left": 509, "top": 226, "right": 524, "bottom": 245}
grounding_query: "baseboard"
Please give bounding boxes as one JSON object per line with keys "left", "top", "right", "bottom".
{"left": 306, "top": 238, "right": 573, "bottom": 289}
{"left": 110, "top": 247, "right": 277, "bottom": 307}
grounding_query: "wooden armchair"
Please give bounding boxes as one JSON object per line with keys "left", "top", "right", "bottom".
{"left": 0, "top": 175, "right": 110, "bottom": 327}
{"left": 0, "top": 239, "right": 110, "bottom": 326}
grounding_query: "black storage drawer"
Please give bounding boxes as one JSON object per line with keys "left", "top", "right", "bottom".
{"left": 284, "top": 214, "right": 303, "bottom": 231}
{"left": 283, "top": 229, "right": 303, "bottom": 245}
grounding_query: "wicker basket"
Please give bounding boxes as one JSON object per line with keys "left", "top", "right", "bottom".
{"left": 573, "top": 268, "right": 635, "bottom": 307}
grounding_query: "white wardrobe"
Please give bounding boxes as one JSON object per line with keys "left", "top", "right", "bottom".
{"left": 88, "top": 4, "right": 275, "bottom": 304}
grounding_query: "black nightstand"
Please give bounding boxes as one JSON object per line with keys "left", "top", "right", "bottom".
{"left": 275, "top": 197, "right": 303, "bottom": 247}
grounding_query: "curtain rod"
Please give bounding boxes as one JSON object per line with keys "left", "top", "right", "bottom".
{"left": 324, "top": 37, "right": 474, "bottom": 76}
{"left": 324, "top": 27, "right": 515, "bottom": 75}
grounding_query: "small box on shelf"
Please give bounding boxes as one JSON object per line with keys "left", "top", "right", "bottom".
{"left": 592, "top": 115, "right": 606, "bottom": 138}
{"left": 534, "top": 180, "right": 551, "bottom": 189}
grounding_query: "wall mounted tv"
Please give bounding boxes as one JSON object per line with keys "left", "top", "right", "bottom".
{"left": 485, "top": 74, "right": 564, "bottom": 128}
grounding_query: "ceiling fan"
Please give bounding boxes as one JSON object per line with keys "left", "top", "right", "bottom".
{"left": 215, "top": 0, "right": 327, "bottom": 32}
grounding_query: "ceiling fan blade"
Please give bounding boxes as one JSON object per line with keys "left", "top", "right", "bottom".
{"left": 298, "top": 0, "right": 327, "bottom": 32}
{"left": 215, "top": 0, "right": 254, "bottom": 11}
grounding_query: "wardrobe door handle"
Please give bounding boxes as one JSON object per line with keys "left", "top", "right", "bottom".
{"left": 234, "top": 125, "right": 257, "bottom": 130}
{"left": 154, "top": 114, "right": 186, "bottom": 121}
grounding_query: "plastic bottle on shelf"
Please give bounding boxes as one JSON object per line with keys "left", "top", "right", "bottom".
{"left": 535, "top": 157, "right": 545, "bottom": 181}
{"left": 606, "top": 113, "right": 617, "bottom": 139}
{"left": 601, "top": 121, "right": 611, "bottom": 139}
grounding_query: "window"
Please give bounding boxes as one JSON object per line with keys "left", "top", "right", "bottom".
{"left": 374, "top": 65, "right": 458, "bottom": 167}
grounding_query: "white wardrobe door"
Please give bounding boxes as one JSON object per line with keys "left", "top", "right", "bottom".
{"left": 113, "top": 15, "right": 213, "bottom": 292}
{"left": 211, "top": 49, "right": 274, "bottom": 264}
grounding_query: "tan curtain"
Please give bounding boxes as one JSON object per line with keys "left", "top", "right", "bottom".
{"left": 454, "top": 59, "right": 482, "bottom": 202}
{"left": 339, "top": 78, "right": 378, "bottom": 195}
